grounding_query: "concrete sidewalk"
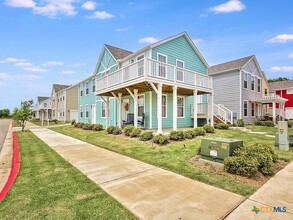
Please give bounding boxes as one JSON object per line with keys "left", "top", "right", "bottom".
{"left": 226, "top": 161, "right": 293, "bottom": 220}
{"left": 31, "top": 127, "right": 244, "bottom": 220}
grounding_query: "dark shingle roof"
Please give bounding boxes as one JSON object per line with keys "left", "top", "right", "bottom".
{"left": 53, "top": 84, "right": 70, "bottom": 93}
{"left": 105, "top": 44, "right": 133, "bottom": 60}
{"left": 208, "top": 55, "right": 254, "bottom": 75}
{"left": 269, "top": 80, "right": 293, "bottom": 91}
{"left": 37, "top": 96, "right": 49, "bottom": 102}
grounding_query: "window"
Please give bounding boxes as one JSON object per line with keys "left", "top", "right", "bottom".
{"left": 86, "top": 82, "right": 89, "bottom": 95}
{"left": 85, "top": 105, "right": 89, "bottom": 118}
{"left": 53, "top": 110, "right": 55, "bottom": 117}
{"left": 251, "top": 102, "right": 255, "bottom": 117}
{"left": 265, "top": 88, "right": 268, "bottom": 96}
{"left": 101, "top": 102, "right": 110, "bottom": 118}
{"left": 80, "top": 106, "right": 83, "bottom": 118}
{"left": 92, "top": 78, "right": 96, "bottom": 93}
{"left": 158, "top": 54, "right": 167, "bottom": 77}
{"left": 176, "top": 60, "right": 184, "bottom": 82}
{"left": 63, "top": 96, "right": 65, "bottom": 101}
{"left": 251, "top": 76, "right": 255, "bottom": 91}
{"left": 137, "top": 55, "right": 144, "bottom": 76}
{"left": 162, "top": 95, "right": 167, "bottom": 117}
{"left": 63, "top": 110, "right": 64, "bottom": 117}
{"left": 287, "top": 88, "right": 293, "bottom": 94}
{"left": 138, "top": 95, "right": 144, "bottom": 117}
{"left": 80, "top": 85, "right": 83, "bottom": 96}
{"left": 243, "top": 73, "right": 248, "bottom": 89}
{"left": 177, "top": 97, "right": 184, "bottom": 117}
{"left": 44, "top": 103, "right": 47, "bottom": 108}
{"left": 243, "top": 100, "right": 248, "bottom": 117}
{"left": 257, "top": 78, "right": 261, "bottom": 92}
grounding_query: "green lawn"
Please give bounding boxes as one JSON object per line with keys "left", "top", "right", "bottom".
{"left": 30, "top": 120, "right": 66, "bottom": 126}
{"left": 50, "top": 126, "right": 293, "bottom": 196}
{"left": 0, "top": 131, "right": 136, "bottom": 220}
{"left": 246, "top": 125, "right": 293, "bottom": 136}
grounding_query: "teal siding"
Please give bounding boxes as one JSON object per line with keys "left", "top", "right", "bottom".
{"left": 151, "top": 36, "right": 207, "bottom": 75}
{"left": 96, "top": 48, "right": 117, "bottom": 77}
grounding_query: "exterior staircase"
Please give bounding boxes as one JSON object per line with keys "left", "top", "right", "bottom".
{"left": 213, "top": 103, "right": 233, "bottom": 124}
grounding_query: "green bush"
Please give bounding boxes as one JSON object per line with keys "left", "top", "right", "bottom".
{"left": 194, "top": 127, "right": 206, "bottom": 136}
{"left": 113, "top": 127, "right": 122, "bottom": 135}
{"left": 71, "top": 119, "right": 76, "bottom": 125}
{"left": 76, "top": 122, "right": 84, "bottom": 128}
{"left": 106, "top": 126, "right": 115, "bottom": 134}
{"left": 74, "top": 122, "right": 79, "bottom": 128}
{"left": 92, "top": 124, "right": 103, "bottom": 131}
{"left": 224, "top": 156, "right": 258, "bottom": 177}
{"left": 236, "top": 119, "right": 244, "bottom": 127}
{"left": 139, "top": 131, "right": 154, "bottom": 141}
{"left": 153, "top": 134, "right": 169, "bottom": 145}
{"left": 170, "top": 130, "right": 185, "bottom": 141}
{"left": 254, "top": 120, "right": 264, "bottom": 126}
{"left": 216, "top": 123, "right": 229, "bottom": 130}
{"left": 82, "top": 123, "right": 92, "bottom": 130}
{"left": 288, "top": 120, "right": 293, "bottom": 128}
{"left": 203, "top": 124, "right": 215, "bottom": 133}
{"left": 130, "top": 127, "right": 142, "bottom": 137}
{"left": 263, "top": 120, "right": 274, "bottom": 127}
{"left": 51, "top": 119, "right": 58, "bottom": 124}
{"left": 124, "top": 125, "right": 135, "bottom": 136}
{"left": 184, "top": 130, "right": 195, "bottom": 139}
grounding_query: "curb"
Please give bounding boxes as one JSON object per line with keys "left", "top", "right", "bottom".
{"left": 0, "top": 122, "right": 20, "bottom": 202}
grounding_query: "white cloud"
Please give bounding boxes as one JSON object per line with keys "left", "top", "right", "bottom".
{"left": 69, "top": 62, "right": 86, "bottom": 67}
{"left": 0, "top": 57, "right": 28, "bottom": 63}
{"left": 42, "top": 61, "right": 64, "bottom": 66}
{"left": 139, "top": 37, "right": 159, "bottom": 44}
{"left": 289, "top": 53, "right": 293, "bottom": 59}
{"left": 192, "top": 38, "right": 204, "bottom": 44}
{"left": 269, "top": 66, "right": 293, "bottom": 73}
{"left": 267, "top": 34, "right": 293, "bottom": 43}
{"left": 60, "top": 70, "right": 75, "bottom": 74}
{"left": 33, "top": 0, "right": 77, "bottom": 17}
{"left": 115, "top": 25, "right": 132, "bottom": 32}
{"left": 86, "top": 11, "right": 114, "bottom": 19}
{"left": 24, "top": 66, "right": 49, "bottom": 72}
{"left": 0, "top": 72, "right": 40, "bottom": 80}
{"left": 15, "top": 62, "right": 33, "bottom": 67}
{"left": 82, "top": 1, "right": 96, "bottom": 10}
{"left": 4, "top": 0, "right": 35, "bottom": 8}
{"left": 210, "top": 0, "right": 245, "bottom": 14}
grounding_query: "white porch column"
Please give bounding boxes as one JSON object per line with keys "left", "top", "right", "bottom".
{"left": 41, "top": 110, "right": 44, "bottom": 127}
{"left": 157, "top": 83, "right": 163, "bottom": 134}
{"left": 46, "top": 109, "right": 49, "bottom": 126}
{"left": 173, "top": 86, "right": 177, "bottom": 130}
{"left": 209, "top": 92, "right": 214, "bottom": 126}
{"left": 106, "top": 96, "right": 110, "bottom": 128}
{"left": 149, "top": 91, "right": 152, "bottom": 129}
{"left": 118, "top": 93, "right": 122, "bottom": 128}
{"left": 193, "top": 90, "right": 198, "bottom": 128}
{"left": 283, "top": 102, "right": 286, "bottom": 120}
{"left": 134, "top": 89, "right": 138, "bottom": 127}
{"left": 272, "top": 101, "right": 276, "bottom": 125}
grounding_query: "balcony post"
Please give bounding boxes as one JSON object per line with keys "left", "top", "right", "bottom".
{"left": 173, "top": 86, "right": 177, "bottom": 130}
{"left": 149, "top": 91, "right": 152, "bottom": 129}
{"left": 106, "top": 96, "right": 110, "bottom": 128}
{"left": 157, "top": 83, "right": 163, "bottom": 134}
{"left": 193, "top": 90, "right": 198, "bottom": 128}
{"left": 144, "top": 58, "right": 147, "bottom": 78}
{"left": 134, "top": 89, "right": 138, "bottom": 127}
{"left": 118, "top": 93, "right": 122, "bottom": 128}
{"left": 272, "top": 101, "right": 276, "bottom": 125}
{"left": 209, "top": 92, "right": 214, "bottom": 126}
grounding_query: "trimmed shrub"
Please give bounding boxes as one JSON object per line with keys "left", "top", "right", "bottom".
{"left": 76, "top": 122, "right": 84, "bottom": 128}
{"left": 153, "top": 134, "right": 169, "bottom": 145}
{"left": 92, "top": 124, "right": 103, "bottom": 131}
{"left": 254, "top": 120, "right": 264, "bottom": 126}
{"left": 51, "top": 119, "right": 58, "bottom": 124}
{"left": 194, "top": 127, "right": 206, "bottom": 136}
{"left": 203, "top": 124, "right": 215, "bottom": 133}
{"left": 224, "top": 156, "right": 258, "bottom": 177}
{"left": 216, "top": 123, "right": 229, "bottom": 130}
{"left": 139, "top": 131, "right": 154, "bottom": 141}
{"left": 74, "top": 122, "right": 79, "bottom": 128}
{"left": 71, "top": 119, "right": 76, "bottom": 125}
{"left": 184, "top": 130, "right": 195, "bottom": 139}
{"left": 263, "top": 120, "right": 274, "bottom": 127}
{"left": 82, "top": 123, "right": 92, "bottom": 130}
{"left": 236, "top": 119, "right": 244, "bottom": 127}
{"left": 106, "top": 126, "right": 115, "bottom": 134}
{"left": 113, "top": 127, "right": 122, "bottom": 135}
{"left": 130, "top": 127, "right": 142, "bottom": 137}
{"left": 170, "top": 130, "right": 185, "bottom": 141}
{"left": 124, "top": 125, "right": 135, "bottom": 136}
{"left": 288, "top": 120, "right": 293, "bottom": 128}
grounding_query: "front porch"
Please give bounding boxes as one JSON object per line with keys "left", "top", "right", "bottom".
{"left": 95, "top": 58, "right": 214, "bottom": 133}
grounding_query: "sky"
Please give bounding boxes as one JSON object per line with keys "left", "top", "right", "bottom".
{"left": 0, "top": 0, "right": 293, "bottom": 110}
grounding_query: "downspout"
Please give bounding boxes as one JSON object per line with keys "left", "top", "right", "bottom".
{"left": 239, "top": 68, "right": 242, "bottom": 119}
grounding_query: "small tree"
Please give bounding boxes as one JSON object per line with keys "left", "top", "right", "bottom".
{"left": 0, "top": 108, "right": 10, "bottom": 118}
{"left": 13, "top": 100, "right": 34, "bottom": 132}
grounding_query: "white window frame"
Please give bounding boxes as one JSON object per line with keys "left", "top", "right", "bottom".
{"left": 251, "top": 102, "right": 255, "bottom": 117}
{"left": 162, "top": 94, "right": 167, "bottom": 118}
{"left": 243, "top": 100, "right": 248, "bottom": 117}
{"left": 85, "top": 81, "right": 89, "bottom": 95}
{"left": 287, "top": 88, "right": 293, "bottom": 94}
{"left": 177, "top": 96, "right": 185, "bottom": 118}
{"left": 80, "top": 84, "right": 83, "bottom": 97}
{"left": 176, "top": 59, "right": 184, "bottom": 82}
{"left": 137, "top": 54, "right": 144, "bottom": 76}
{"left": 100, "top": 101, "right": 110, "bottom": 118}
{"left": 92, "top": 78, "right": 96, "bottom": 93}
{"left": 137, "top": 94, "right": 145, "bottom": 117}
{"left": 85, "top": 105, "right": 89, "bottom": 118}
{"left": 157, "top": 53, "right": 167, "bottom": 78}
{"left": 257, "top": 78, "right": 261, "bottom": 93}
{"left": 243, "top": 72, "right": 248, "bottom": 90}
{"left": 251, "top": 75, "right": 255, "bottom": 91}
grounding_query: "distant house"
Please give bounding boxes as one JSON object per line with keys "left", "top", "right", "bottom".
{"left": 34, "top": 96, "right": 51, "bottom": 121}
{"left": 78, "top": 32, "right": 214, "bottom": 133}
{"left": 209, "top": 55, "right": 287, "bottom": 124}
{"left": 269, "top": 80, "right": 293, "bottom": 119}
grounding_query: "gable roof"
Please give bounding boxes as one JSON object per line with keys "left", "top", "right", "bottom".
{"left": 105, "top": 44, "right": 133, "bottom": 60}
{"left": 208, "top": 55, "right": 254, "bottom": 75}
{"left": 269, "top": 80, "right": 293, "bottom": 91}
{"left": 53, "top": 84, "right": 70, "bottom": 93}
{"left": 37, "top": 96, "right": 49, "bottom": 102}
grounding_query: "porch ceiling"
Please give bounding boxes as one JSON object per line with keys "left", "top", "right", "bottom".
{"left": 97, "top": 82, "right": 209, "bottom": 97}
{"left": 254, "top": 97, "right": 288, "bottom": 104}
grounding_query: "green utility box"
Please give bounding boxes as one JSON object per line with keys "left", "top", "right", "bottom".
{"left": 200, "top": 137, "right": 243, "bottom": 163}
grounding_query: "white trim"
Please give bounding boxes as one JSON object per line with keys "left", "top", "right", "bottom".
{"left": 251, "top": 102, "right": 255, "bottom": 118}
{"left": 173, "top": 86, "right": 177, "bottom": 130}
{"left": 257, "top": 77, "right": 261, "bottom": 93}
{"left": 91, "top": 104, "right": 96, "bottom": 123}
{"left": 80, "top": 105, "right": 83, "bottom": 118}
{"left": 85, "top": 104, "right": 89, "bottom": 118}
{"left": 243, "top": 100, "right": 248, "bottom": 118}
{"left": 137, "top": 94, "right": 145, "bottom": 117}
{"left": 251, "top": 75, "right": 255, "bottom": 91}
{"left": 92, "top": 77, "right": 96, "bottom": 94}
{"left": 239, "top": 70, "right": 242, "bottom": 119}
{"left": 243, "top": 72, "right": 248, "bottom": 90}
{"left": 149, "top": 91, "right": 152, "bottom": 129}
{"left": 157, "top": 53, "right": 168, "bottom": 78}
{"left": 176, "top": 59, "right": 185, "bottom": 82}
{"left": 162, "top": 94, "right": 167, "bottom": 118}
{"left": 85, "top": 81, "right": 90, "bottom": 96}
{"left": 101, "top": 101, "right": 106, "bottom": 118}
{"left": 177, "top": 96, "right": 185, "bottom": 118}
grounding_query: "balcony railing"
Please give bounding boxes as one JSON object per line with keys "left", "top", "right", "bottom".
{"left": 96, "top": 58, "right": 212, "bottom": 93}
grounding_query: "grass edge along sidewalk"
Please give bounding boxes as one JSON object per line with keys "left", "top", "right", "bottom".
{"left": 0, "top": 131, "right": 137, "bottom": 220}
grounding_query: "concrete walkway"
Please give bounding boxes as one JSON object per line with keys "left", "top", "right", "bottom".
{"left": 226, "top": 161, "right": 293, "bottom": 219}
{"left": 30, "top": 127, "right": 244, "bottom": 220}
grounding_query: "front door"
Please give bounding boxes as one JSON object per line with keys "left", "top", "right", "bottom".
{"left": 122, "top": 99, "right": 129, "bottom": 122}
{"left": 92, "top": 104, "right": 96, "bottom": 123}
